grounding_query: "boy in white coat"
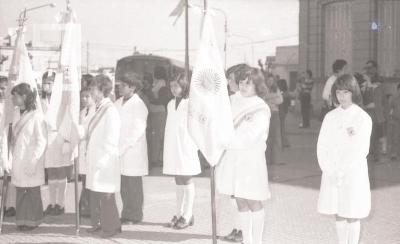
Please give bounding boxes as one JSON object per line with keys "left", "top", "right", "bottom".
{"left": 73, "top": 74, "right": 121, "bottom": 238}
{"left": 317, "top": 74, "right": 372, "bottom": 244}
{"left": 9, "top": 83, "right": 47, "bottom": 231}
{"left": 115, "top": 72, "right": 148, "bottom": 224}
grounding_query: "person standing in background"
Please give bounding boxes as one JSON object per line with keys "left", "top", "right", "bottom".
{"left": 278, "top": 79, "right": 291, "bottom": 148}
{"left": 298, "top": 70, "right": 314, "bottom": 128}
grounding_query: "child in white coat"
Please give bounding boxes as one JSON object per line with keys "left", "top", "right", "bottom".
{"left": 163, "top": 74, "right": 201, "bottom": 229}
{"left": 10, "top": 83, "right": 47, "bottom": 231}
{"left": 216, "top": 68, "right": 271, "bottom": 244}
{"left": 317, "top": 74, "right": 372, "bottom": 244}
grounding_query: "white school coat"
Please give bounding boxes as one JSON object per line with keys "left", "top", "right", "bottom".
{"left": 317, "top": 104, "right": 372, "bottom": 219}
{"left": 11, "top": 110, "right": 47, "bottom": 187}
{"left": 163, "top": 98, "right": 201, "bottom": 176}
{"left": 78, "top": 106, "right": 95, "bottom": 175}
{"left": 78, "top": 98, "right": 121, "bottom": 193}
{"left": 115, "top": 94, "right": 149, "bottom": 176}
{"left": 216, "top": 93, "right": 271, "bottom": 201}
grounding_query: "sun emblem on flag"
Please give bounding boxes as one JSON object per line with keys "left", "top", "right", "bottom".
{"left": 192, "top": 68, "right": 222, "bottom": 94}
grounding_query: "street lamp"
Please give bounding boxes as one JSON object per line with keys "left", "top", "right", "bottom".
{"left": 18, "top": 3, "right": 56, "bottom": 26}
{"left": 229, "top": 33, "right": 255, "bottom": 66}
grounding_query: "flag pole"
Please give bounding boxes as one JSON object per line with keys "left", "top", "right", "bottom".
{"left": 184, "top": 0, "right": 189, "bottom": 82}
{"left": 202, "top": 2, "right": 219, "bottom": 243}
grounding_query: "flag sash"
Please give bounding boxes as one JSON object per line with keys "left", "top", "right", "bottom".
{"left": 11, "top": 111, "right": 36, "bottom": 151}
{"left": 86, "top": 101, "right": 113, "bottom": 149}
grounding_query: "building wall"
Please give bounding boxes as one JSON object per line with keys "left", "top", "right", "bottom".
{"left": 299, "top": 0, "right": 400, "bottom": 79}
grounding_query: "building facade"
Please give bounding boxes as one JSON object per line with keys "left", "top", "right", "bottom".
{"left": 299, "top": 0, "right": 400, "bottom": 78}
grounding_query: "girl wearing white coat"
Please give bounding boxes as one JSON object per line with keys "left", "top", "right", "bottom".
{"left": 317, "top": 74, "right": 372, "bottom": 244}
{"left": 115, "top": 72, "right": 148, "bottom": 224}
{"left": 163, "top": 74, "right": 201, "bottom": 229}
{"left": 216, "top": 68, "right": 271, "bottom": 244}
{"left": 10, "top": 83, "right": 47, "bottom": 231}
{"left": 73, "top": 74, "right": 121, "bottom": 238}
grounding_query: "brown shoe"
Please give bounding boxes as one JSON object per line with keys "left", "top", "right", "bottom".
{"left": 165, "top": 215, "right": 179, "bottom": 228}
{"left": 100, "top": 227, "right": 121, "bottom": 238}
{"left": 223, "top": 228, "right": 238, "bottom": 242}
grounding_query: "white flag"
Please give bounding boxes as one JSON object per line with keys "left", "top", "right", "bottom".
{"left": 187, "top": 12, "right": 233, "bottom": 166}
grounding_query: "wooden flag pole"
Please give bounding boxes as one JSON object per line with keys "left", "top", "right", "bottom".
{"left": 202, "top": 2, "right": 219, "bottom": 244}
{"left": 184, "top": 0, "right": 190, "bottom": 82}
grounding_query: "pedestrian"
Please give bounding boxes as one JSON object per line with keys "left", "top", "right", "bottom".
{"left": 362, "top": 61, "right": 387, "bottom": 162}
{"left": 388, "top": 83, "right": 400, "bottom": 160}
{"left": 317, "top": 74, "right": 372, "bottom": 244}
{"left": 322, "top": 59, "right": 347, "bottom": 110}
{"left": 115, "top": 72, "right": 148, "bottom": 225}
{"left": 298, "top": 70, "right": 314, "bottom": 128}
{"left": 9, "top": 83, "right": 47, "bottom": 231}
{"left": 277, "top": 78, "right": 291, "bottom": 148}
{"left": 78, "top": 87, "right": 95, "bottom": 218}
{"left": 163, "top": 73, "right": 201, "bottom": 229}
{"left": 216, "top": 68, "right": 271, "bottom": 244}
{"left": 42, "top": 71, "right": 72, "bottom": 216}
{"left": 147, "top": 66, "right": 172, "bottom": 168}
{"left": 0, "top": 76, "right": 17, "bottom": 218}
{"left": 264, "top": 74, "right": 283, "bottom": 165}
{"left": 73, "top": 74, "right": 121, "bottom": 238}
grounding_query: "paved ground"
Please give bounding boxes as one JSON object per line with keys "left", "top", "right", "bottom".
{"left": 0, "top": 112, "right": 399, "bottom": 244}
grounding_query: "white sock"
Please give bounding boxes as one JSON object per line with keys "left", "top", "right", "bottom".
{"left": 176, "top": 184, "right": 184, "bottom": 217}
{"left": 231, "top": 198, "right": 240, "bottom": 230}
{"left": 335, "top": 219, "right": 349, "bottom": 244}
{"left": 56, "top": 178, "right": 67, "bottom": 208}
{"left": 239, "top": 211, "right": 252, "bottom": 244}
{"left": 347, "top": 220, "right": 360, "bottom": 244}
{"left": 251, "top": 209, "right": 265, "bottom": 244}
{"left": 182, "top": 182, "right": 195, "bottom": 220}
{"left": 5, "top": 184, "right": 16, "bottom": 208}
{"left": 48, "top": 180, "right": 58, "bottom": 206}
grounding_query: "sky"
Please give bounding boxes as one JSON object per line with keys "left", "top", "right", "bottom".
{"left": 0, "top": 0, "right": 299, "bottom": 70}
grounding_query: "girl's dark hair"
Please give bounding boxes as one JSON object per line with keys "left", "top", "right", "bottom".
{"left": 241, "top": 68, "right": 268, "bottom": 98}
{"left": 89, "top": 74, "right": 113, "bottom": 97}
{"left": 306, "top": 69, "right": 313, "bottom": 78}
{"left": 120, "top": 72, "right": 143, "bottom": 93}
{"left": 226, "top": 63, "right": 252, "bottom": 84}
{"left": 11, "top": 83, "right": 37, "bottom": 111}
{"left": 42, "top": 71, "right": 56, "bottom": 84}
{"left": 331, "top": 74, "right": 363, "bottom": 106}
{"left": 171, "top": 72, "right": 190, "bottom": 98}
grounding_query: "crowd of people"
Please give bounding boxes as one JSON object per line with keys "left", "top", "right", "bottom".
{"left": 0, "top": 58, "right": 398, "bottom": 244}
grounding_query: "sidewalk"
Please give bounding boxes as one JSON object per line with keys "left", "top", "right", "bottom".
{"left": 0, "top": 112, "right": 399, "bottom": 243}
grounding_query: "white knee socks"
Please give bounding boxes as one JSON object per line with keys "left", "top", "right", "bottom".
{"left": 48, "top": 180, "right": 57, "bottom": 206}
{"left": 251, "top": 209, "right": 265, "bottom": 244}
{"left": 176, "top": 185, "right": 184, "bottom": 217}
{"left": 182, "top": 183, "right": 195, "bottom": 220}
{"left": 56, "top": 178, "right": 67, "bottom": 208}
{"left": 347, "top": 221, "right": 360, "bottom": 244}
{"left": 335, "top": 219, "right": 349, "bottom": 244}
{"left": 6, "top": 184, "right": 16, "bottom": 208}
{"left": 239, "top": 211, "right": 252, "bottom": 244}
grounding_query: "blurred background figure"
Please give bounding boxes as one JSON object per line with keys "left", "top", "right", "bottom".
{"left": 298, "top": 70, "right": 314, "bottom": 128}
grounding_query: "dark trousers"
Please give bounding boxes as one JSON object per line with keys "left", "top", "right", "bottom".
{"left": 300, "top": 93, "right": 311, "bottom": 127}
{"left": 266, "top": 111, "right": 282, "bottom": 165}
{"left": 121, "top": 175, "right": 144, "bottom": 222}
{"left": 89, "top": 190, "right": 121, "bottom": 232}
{"left": 16, "top": 186, "right": 43, "bottom": 227}
{"left": 79, "top": 175, "right": 90, "bottom": 217}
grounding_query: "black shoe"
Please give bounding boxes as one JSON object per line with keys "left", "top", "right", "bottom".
{"left": 223, "top": 228, "right": 237, "bottom": 241}
{"left": 44, "top": 204, "right": 55, "bottom": 215}
{"left": 165, "top": 215, "right": 179, "bottom": 228}
{"left": 100, "top": 227, "right": 121, "bottom": 238}
{"left": 120, "top": 218, "right": 140, "bottom": 225}
{"left": 174, "top": 216, "right": 194, "bottom": 229}
{"left": 53, "top": 204, "right": 65, "bottom": 216}
{"left": 233, "top": 230, "right": 243, "bottom": 242}
{"left": 17, "top": 225, "right": 37, "bottom": 231}
{"left": 4, "top": 207, "right": 16, "bottom": 217}
{"left": 86, "top": 225, "right": 101, "bottom": 233}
